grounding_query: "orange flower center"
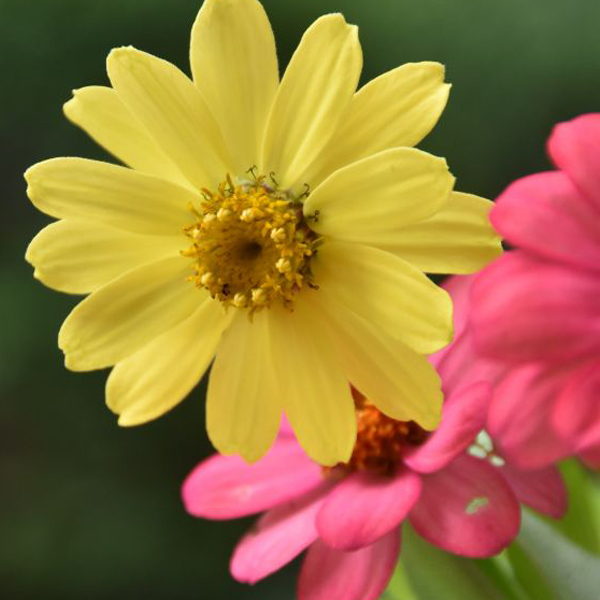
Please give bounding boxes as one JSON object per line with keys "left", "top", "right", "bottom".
{"left": 328, "top": 390, "right": 428, "bottom": 477}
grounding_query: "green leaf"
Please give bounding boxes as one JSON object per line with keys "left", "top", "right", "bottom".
{"left": 383, "top": 562, "right": 420, "bottom": 600}
{"left": 553, "top": 460, "right": 600, "bottom": 554}
{"left": 386, "top": 526, "right": 518, "bottom": 600}
{"left": 509, "top": 510, "right": 600, "bottom": 600}
{"left": 506, "top": 541, "right": 558, "bottom": 600}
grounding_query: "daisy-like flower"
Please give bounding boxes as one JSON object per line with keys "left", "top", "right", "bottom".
{"left": 183, "top": 377, "right": 564, "bottom": 600}
{"left": 25, "top": 0, "right": 501, "bottom": 465}
{"left": 466, "top": 114, "right": 600, "bottom": 469}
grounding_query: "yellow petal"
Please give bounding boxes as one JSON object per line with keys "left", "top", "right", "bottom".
{"left": 206, "top": 311, "right": 282, "bottom": 463}
{"left": 26, "top": 219, "right": 183, "bottom": 294}
{"left": 314, "top": 241, "right": 453, "bottom": 354}
{"left": 379, "top": 192, "right": 503, "bottom": 274}
{"left": 261, "top": 14, "right": 362, "bottom": 189}
{"left": 59, "top": 256, "right": 200, "bottom": 371}
{"left": 268, "top": 300, "right": 356, "bottom": 466}
{"left": 25, "top": 157, "right": 197, "bottom": 235}
{"left": 190, "top": 0, "right": 278, "bottom": 174}
{"left": 63, "top": 86, "right": 189, "bottom": 188}
{"left": 307, "top": 292, "right": 442, "bottom": 430}
{"left": 309, "top": 62, "right": 450, "bottom": 186}
{"left": 107, "top": 297, "right": 230, "bottom": 426}
{"left": 107, "top": 47, "right": 233, "bottom": 190}
{"left": 304, "top": 148, "right": 454, "bottom": 244}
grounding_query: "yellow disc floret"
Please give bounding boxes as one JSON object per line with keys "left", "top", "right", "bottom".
{"left": 183, "top": 174, "right": 317, "bottom": 312}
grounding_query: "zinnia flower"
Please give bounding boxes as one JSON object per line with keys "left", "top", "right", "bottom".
{"left": 466, "top": 114, "right": 600, "bottom": 468}
{"left": 431, "top": 276, "right": 567, "bottom": 515}
{"left": 182, "top": 377, "right": 564, "bottom": 600}
{"left": 25, "top": 0, "right": 500, "bottom": 465}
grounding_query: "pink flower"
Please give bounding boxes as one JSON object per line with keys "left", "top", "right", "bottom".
{"left": 466, "top": 114, "right": 600, "bottom": 468}
{"left": 431, "top": 276, "right": 568, "bottom": 514}
{"left": 182, "top": 377, "right": 559, "bottom": 600}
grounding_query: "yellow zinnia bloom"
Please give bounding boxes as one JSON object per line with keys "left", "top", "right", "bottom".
{"left": 24, "top": 0, "right": 501, "bottom": 465}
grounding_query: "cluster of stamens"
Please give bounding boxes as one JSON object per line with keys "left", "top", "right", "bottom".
{"left": 328, "top": 390, "right": 429, "bottom": 477}
{"left": 183, "top": 174, "right": 318, "bottom": 313}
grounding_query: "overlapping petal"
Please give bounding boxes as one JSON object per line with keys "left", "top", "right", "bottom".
{"left": 553, "top": 359, "right": 600, "bottom": 451}
{"left": 314, "top": 241, "right": 453, "bottom": 354}
{"left": 207, "top": 310, "right": 282, "bottom": 463}
{"left": 500, "top": 464, "right": 567, "bottom": 519}
{"left": 63, "top": 86, "right": 188, "bottom": 186}
{"left": 309, "top": 62, "right": 450, "bottom": 185}
{"left": 298, "top": 532, "right": 400, "bottom": 600}
{"left": 182, "top": 437, "right": 323, "bottom": 519}
{"left": 410, "top": 455, "right": 520, "bottom": 557}
{"left": 231, "top": 486, "right": 330, "bottom": 584}
{"left": 548, "top": 113, "right": 600, "bottom": 209}
{"left": 58, "top": 256, "right": 199, "bottom": 371}
{"left": 404, "top": 382, "right": 490, "bottom": 474}
{"left": 382, "top": 192, "right": 502, "bottom": 274}
{"left": 472, "top": 251, "right": 600, "bottom": 363}
{"left": 106, "top": 296, "right": 230, "bottom": 426}
{"left": 487, "top": 363, "right": 573, "bottom": 469}
{"left": 316, "top": 469, "right": 421, "bottom": 550}
{"left": 267, "top": 300, "right": 356, "bottom": 466}
{"left": 309, "top": 292, "right": 442, "bottom": 429}
{"left": 25, "top": 219, "right": 182, "bottom": 294}
{"left": 107, "top": 46, "right": 233, "bottom": 190}
{"left": 190, "top": 0, "right": 278, "bottom": 173}
{"left": 492, "top": 171, "right": 600, "bottom": 272}
{"left": 25, "top": 157, "right": 196, "bottom": 235}
{"left": 303, "top": 148, "right": 454, "bottom": 245}
{"left": 261, "top": 14, "right": 362, "bottom": 188}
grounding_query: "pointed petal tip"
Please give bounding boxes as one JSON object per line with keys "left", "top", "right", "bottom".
{"left": 208, "top": 430, "right": 270, "bottom": 466}
{"left": 106, "top": 45, "right": 139, "bottom": 69}
{"left": 62, "top": 97, "right": 76, "bottom": 117}
{"left": 116, "top": 414, "right": 138, "bottom": 427}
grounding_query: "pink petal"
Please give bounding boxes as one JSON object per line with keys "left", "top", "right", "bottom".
{"left": 230, "top": 485, "right": 331, "bottom": 584}
{"left": 298, "top": 531, "right": 400, "bottom": 600}
{"left": 404, "top": 382, "right": 491, "bottom": 474}
{"left": 471, "top": 251, "right": 600, "bottom": 363}
{"left": 433, "top": 330, "right": 504, "bottom": 396}
{"left": 579, "top": 445, "right": 600, "bottom": 469}
{"left": 316, "top": 469, "right": 421, "bottom": 550}
{"left": 500, "top": 464, "right": 567, "bottom": 519}
{"left": 431, "top": 277, "right": 504, "bottom": 395}
{"left": 441, "top": 275, "right": 477, "bottom": 335}
{"left": 487, "top": 363, "right": 573, "bottom": 469}
{"left": 553, "top": 359, "right": 600, "bottom": 451}
{"left": 492, "top": 171, "right": 600, "bottom": 273}
{"left": 182, "top": 437, "right": 323, "bottom": 519}
{"left": 410, "top": 455, "right": 520, "bottom": 557}
{"left": 278, "top": 413, "right": 295, "bottom": 438}
{"left": 548, "top": 113, "right": 600, "bottom": 210}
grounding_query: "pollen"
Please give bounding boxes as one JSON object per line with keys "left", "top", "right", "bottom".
{"left": 329, "top": 389, "right": 429, "bottom": 477}
{"left": 183, "top": 174, "right": 318, "bottom": 312}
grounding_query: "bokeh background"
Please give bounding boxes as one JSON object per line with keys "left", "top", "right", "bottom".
{"left": 2, "top": 0, "right": 600, "bottom": 598}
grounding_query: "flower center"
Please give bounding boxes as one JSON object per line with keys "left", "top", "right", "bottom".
{"left": 183, "top": 174, "right": 317, "bottom": 312}
{"left": 328, "top": 389, "right": 429, "bottom": 477}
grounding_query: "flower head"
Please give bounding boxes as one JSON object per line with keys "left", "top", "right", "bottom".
{"left": 460, "top": 114, "right": 600, "bottom": 468}
{"left": 25, "top": 0, "right": 500, "bottom": 464}
{"left": 183, "top": 376, "right": 561, "bottom": 600}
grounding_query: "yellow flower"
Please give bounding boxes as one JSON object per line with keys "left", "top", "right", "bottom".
{"left": 24, "top": 0, "right": 501, "bottom": 465}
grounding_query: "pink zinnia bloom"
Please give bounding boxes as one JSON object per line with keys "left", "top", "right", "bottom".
{"left": 432, "top": 276, "right": 568, "bottom": 515}
{"left": 467, "top": 114, "right": 600, "bottom": 468}
{"left": 182, "top": 379, "right": 562, "bottom": 600}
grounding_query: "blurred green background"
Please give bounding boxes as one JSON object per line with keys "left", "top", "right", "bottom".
{"left": 2, "top": 0, "right": 600, "bottom": 598}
